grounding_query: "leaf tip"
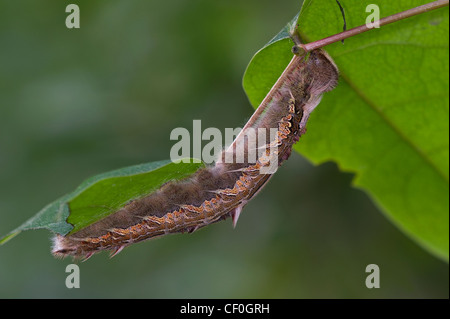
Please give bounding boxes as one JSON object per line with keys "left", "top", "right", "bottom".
{"left": 0, "top": 231, "right": 20, "bottom": 245}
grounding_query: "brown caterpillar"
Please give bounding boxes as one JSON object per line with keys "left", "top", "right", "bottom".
{"left": 52, "top": 47, "right": 338, "bottom": 260}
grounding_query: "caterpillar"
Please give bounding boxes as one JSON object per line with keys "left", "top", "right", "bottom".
{"left": 52, "top": 47, "right": 339, "bottom": 260}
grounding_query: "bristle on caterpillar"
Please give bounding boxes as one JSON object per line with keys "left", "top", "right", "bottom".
{"left": 52, "top": 49, "right": 338, "bottom": 259}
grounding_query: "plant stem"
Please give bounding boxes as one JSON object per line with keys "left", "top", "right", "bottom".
{"left": 299, "top": 0, "right": 449, "bottom": 52}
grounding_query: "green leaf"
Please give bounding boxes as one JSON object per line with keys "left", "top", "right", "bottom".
{"left": 242, "top": 15, "right": 296, "bottom": 108}
{"left": 243, "top": 0, "right": 449, "bottom": 261}
{"left": 0, "top": 159, "right": 204, "bottom": 244}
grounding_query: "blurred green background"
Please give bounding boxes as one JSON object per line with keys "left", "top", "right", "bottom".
{"left": 0, "top": 0, "right": 448, "bottom": 298}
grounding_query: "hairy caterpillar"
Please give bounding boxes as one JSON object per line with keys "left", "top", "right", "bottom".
{"left": 52, "top": 47, "right": 339, "bottom": 260}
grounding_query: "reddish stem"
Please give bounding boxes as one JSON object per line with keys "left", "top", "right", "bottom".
{"left": 298, "top": 0, "right": 449, "bottom": 52}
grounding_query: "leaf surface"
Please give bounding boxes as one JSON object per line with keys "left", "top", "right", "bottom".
{"left": 243, "top": 0, "right": 449, "bottom": 261}
{"left": 1, "top": 159, "right": 204, "bottom": 243}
